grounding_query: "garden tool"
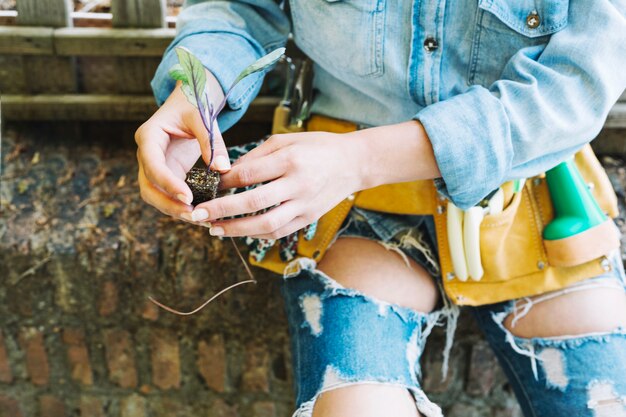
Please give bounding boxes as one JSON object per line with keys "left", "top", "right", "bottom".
{"left": 542, "top": 159, "right": 620, "bottom": 267}
{"left": 271, "top": 57, "right": 314, "bottom": 134}
{"left": 447, "top": 187, "right": 505, "bottom": 281}
{"left": 272, "top": 56, "right": 297, "bottom": 134}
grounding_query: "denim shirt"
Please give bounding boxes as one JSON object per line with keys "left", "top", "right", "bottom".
{"left": 152, "top": 0, "right": 626, "bottom": 209}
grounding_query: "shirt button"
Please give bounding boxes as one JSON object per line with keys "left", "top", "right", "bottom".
{"left": 423, "top": 37, "right": 438, "bottom": 52}
{"left": 526, "top": 11, "right": 541, "bottom": 29}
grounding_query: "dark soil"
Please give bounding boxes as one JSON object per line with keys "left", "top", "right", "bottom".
{"left": 185, "top": 167, "right": 220, "bottom": 206}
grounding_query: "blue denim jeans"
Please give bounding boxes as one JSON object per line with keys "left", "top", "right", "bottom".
{"left": 279, "top": 207, "right": 626, "bottom": 417}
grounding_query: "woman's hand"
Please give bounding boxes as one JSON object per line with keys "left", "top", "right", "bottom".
{"left": 192, "top": 132, "right": 367, "bottom": 239}
{"left": 135, "top": 74, "right": 230, "bottom": 222}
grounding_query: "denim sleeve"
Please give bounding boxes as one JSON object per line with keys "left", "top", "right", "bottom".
{"left": 415, "top": 0, "right": 626, "bottom": 210}
{"left": 151, "top": 0, "right": 290, "bottom": 132}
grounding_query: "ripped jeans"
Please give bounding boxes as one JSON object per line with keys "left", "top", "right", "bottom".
{"left": 279, "top": 207, "right": 626, "bottom": 417}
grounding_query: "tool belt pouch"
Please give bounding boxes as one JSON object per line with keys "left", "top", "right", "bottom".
{"left": 257, "top": 112, "right": 620, "bottom": 306}
{"left": 437, "top": 144, "right": 620, "bottom": 306}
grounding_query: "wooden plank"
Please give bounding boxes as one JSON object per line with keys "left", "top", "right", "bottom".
{"left": 16, "top": 0, "right": 76, "bottom": 95}
{"left": 115, "top": 58, "right": 162, "bottom": 94}
{"left": 23, "top": 56, "right": 77, "bottom": 94}
{"left": 111, "top": 0, "right": 166, "bottom": 99}
{"left": 1, "top": 95, "right": 280, "bottom": 122}
{"left": 54, "top": 28, "right": 175, "bottom": 57}
{"left": 111, "top": 0, "right": 166, "bottom": 28}
{"left": 16, "top": 0, "right": 72, "bottom": 28}
{"left": 0, "top": 56, "right": 27, "bottom": 93}
{"left": 605, "top": 103, "right": 626, "bottom": 129}
{"left": 594, "top": 128, "right": 626, "bottom": 156}
{"left": 0, "top": 11, "right": 177, "bottom": 28}
{"left": 0, "top": 26, "right": 54, "bottom": 55}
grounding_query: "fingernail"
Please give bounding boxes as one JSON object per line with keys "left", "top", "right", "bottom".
{"left": 213, "top": 155, "right": 231, "bottom": 171}
{"left": 191, "top": 209, "right": 209, "bottom": 222}
{"left": 196, "top": 222, "right": 212, "bottom": 228}
{"left": 180, "top": 212, "right": 193, "bottom": 221}
{"left": 177, "top": 193, "right": 192, "bottom": 205}
{"left": 210, "top": 226, "right": 224, "bottom": 236}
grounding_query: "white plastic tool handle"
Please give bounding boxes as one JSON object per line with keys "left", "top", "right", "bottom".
{"left": 464, "top": 206, "right": 485, "bottom": 281}
{"left": 447, "top": 202, "right": 468, "bottom": 281}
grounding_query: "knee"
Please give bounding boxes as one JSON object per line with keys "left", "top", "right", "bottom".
{"left": 317, "top": 237, "right": 439, "bottom": 313}
{"left": 503, "top": 279, "right": 626, "bottom": 339}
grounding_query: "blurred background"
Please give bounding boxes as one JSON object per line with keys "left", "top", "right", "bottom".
{"left": 0, "top": 1, "right": 625, "bottom": 416}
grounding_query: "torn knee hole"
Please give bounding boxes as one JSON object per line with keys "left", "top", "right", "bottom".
{"left": 315, "top": 237, "right": 439, "bottom": 313}
{"left": 503, "top": 282, "right": 626, "bottom": 339}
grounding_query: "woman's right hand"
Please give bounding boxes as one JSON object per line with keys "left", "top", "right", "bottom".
{"left": 135, "top": 76, "right": 231, "bottom": 222}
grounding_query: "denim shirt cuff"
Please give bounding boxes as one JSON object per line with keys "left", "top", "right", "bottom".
{"left": 151, "top": 21, "right": 267, "bottom": 132}
{"left": 414, "top": 86, "right": 513, "bottom": 210}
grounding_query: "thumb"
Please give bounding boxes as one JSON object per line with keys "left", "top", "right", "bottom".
{"left": 185, "top": 109, "right": 231, "bottom": 173}
{"left": 208, "top": 127, "right": 231, "bottom": 173}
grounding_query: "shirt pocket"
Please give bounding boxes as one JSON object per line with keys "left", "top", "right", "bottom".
{"left": 289, "top": 0, "right": 386, "bottom": 78}
{"left": 468, "top": 0, "right": 569, "bottom": 87}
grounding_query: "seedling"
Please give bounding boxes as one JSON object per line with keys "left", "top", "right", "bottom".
{"left": 148, "top": 47, "right": 285, "bottom": 315}
{"left": 169, "top": 46, "right": 286, "bottom": 204}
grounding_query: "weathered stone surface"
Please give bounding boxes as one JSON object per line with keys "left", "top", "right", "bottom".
{"left": 79, "top": 396, "right": 106, "bottom": 417}
{"left": 197, "top": 334, "right": 227, "bottom": 392}
{"left": 150, "top": 329, "right": 180, "bottom": 390}
{"left": 0, "top": 394, "right": 23, "bottom": 417}
{"left": 0, "top": 123, "right": 624, "bottom": 417}
{"left": 62, "top": 328, "right": 93, "bottom": 385}
{"left": 120, "top": 394, "right": 147, "bottom": 417}
{"left": 18, "top": 327, "right": 49, "bottom": 386}
{"left": 0, "top": 331, "right": 12, "bottom": 383}
{"left": 39, "top": 395, "right": 66, "bottom": 417}
{"left": 103, "top": 329, "right": 137, "bottom": 388}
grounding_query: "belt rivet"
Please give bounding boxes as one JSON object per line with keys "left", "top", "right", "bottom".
{"left": 437, "top": 205, "right": 446, "bottom": 214}
{"left": 537, "top": 261, "right": 545, "bottom": 270}
{"left": 533, "top": 178, "right": 542, "bottom": 186}
{"left": 446, "top": 272, "right": 455, "bottom": 281}
{"left": 600, "top": 256, "right": 611, "bottom": 271}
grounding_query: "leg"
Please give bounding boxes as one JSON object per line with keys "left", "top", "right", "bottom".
{"left": 473, "top": 251, "right": 626, "bottom": 417}
{"left": 281, "top": 234, "right": 444, "bottom": 417}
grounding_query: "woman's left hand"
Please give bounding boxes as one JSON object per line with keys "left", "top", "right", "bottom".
{"left": 191, "top": 131, "right": 366, "bottom": 239}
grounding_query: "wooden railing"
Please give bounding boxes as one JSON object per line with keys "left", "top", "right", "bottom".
{"left": 0, "top": 0, "right": 277, "bottom": 122}
{"left": 0, "top": 0, "right": 624, "bottom": 130}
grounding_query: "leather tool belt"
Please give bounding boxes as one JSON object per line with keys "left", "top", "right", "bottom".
{"left": 250, "top": 114, "right": 620, "bottom": 306}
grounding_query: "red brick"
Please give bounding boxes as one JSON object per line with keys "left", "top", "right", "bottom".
{"left": 62, "top": 328, "right": 93, "bottom": 385}
{"left": 150, "top": 329, "right": 180, "bottom": 390}
{"left": 251, "top": 402, "right": 276, "bottom": 417}
{"left": 79, "top": 396, "right": 105, "bottom": 417}
{"left": 103, "top": 329, "right": 137, "bottom": 388}
{"left": 140, "top": 300, "right": 159, "bottom": 321}
{"left": 0, "top": 331, "right": 13, "bottom": 383}
{"left": 150, "top": 398, "right": 188, "bottom": 417}
{"left": 18, "top": 327, "right": 49, "bottom": 386}
{"left": 0, "top": 394, "right": 23, "bottom": 417}
{"left": 210, "top": 398, "right": 239, "bottom": 417}
{"left": 98, "top": 281, "right": 118, "bottom": 317}
{"left": 39, "top": 395, "right": 65, "bottom": 417}
{"left": 466, "top": 341, "right": 499, "bottom": 396}
{"left": 120, "top": 394, "right": 147, "bottom": 417}
{"left": 493, "top": 405, "right": 523, "bottom": 417}
{"left": 241, "top": 343, "right": 270, "bottom": 392}
{"left": 197, "top": 335, "right": 226, "bottom": 392}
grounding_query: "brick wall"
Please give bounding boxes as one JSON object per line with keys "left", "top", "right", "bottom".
{"left": 1, "top": 123, "right": 625, "bottom": 417}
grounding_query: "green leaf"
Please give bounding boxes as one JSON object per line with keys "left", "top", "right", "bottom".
{"left": 180, "top": 84, "right": 197, "bottom": 107}
{"left": 168, "top": 64, "right": 188, "bottom": 83}
{"left": 214, "top": 47, "right": 286, "bottom": 118}
{"left": 173, "top": 46, "right": 209, "bottom": 110}
{"left": 231, "top": 47, "right": 286, "bottom": 88}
